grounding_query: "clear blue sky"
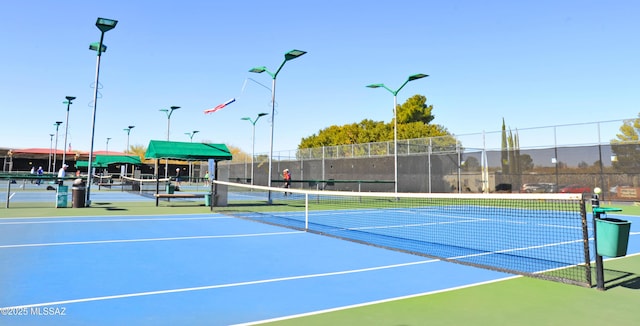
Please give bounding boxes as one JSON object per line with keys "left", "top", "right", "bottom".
{"left": 1, "top": 0, "right": 638, "bottom": 155}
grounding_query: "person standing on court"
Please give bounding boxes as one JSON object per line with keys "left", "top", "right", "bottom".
{"left": 36, "top": 166, "right": 43, "bottom": 185}
{"left": 175, "top": 167, "right": 182, "bottom": 188}
{"left": 57, "top": 164, "right": 68, "bottom": 185}
{"left": 283, "top": 168, "right": 291, "bottom": 196}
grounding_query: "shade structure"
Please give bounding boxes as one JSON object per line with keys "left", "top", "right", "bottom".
{"left": 75, "top": 161, "right": 107, "bottom": 168}
{"left": 76, "top": 155, "right": 141, "bottom": 169}
{"left": 144, "top": 140, "right": 232, "bottom": 161}
{"left": 95, "top": 154, "right": 143, "bottom": 166}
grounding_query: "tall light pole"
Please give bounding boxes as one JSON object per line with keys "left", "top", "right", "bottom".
{"left": 159, "top": 106, "right": 180, "bottom": 178}
{"left": 48, "top": 134, "right": 54, "bottom": 173}
{"left": 86, "top": 17, "right": 118, "bottom": 207}
{"left": 121, "top": 125, "right": 135, "bottom": 178}
{"left": 184, "top": 130, "right": 199, "bottom": 142}
{"left": 367, "top": 73, "right": 428, "bottom": 194}
{"left": 53, "top": 121, "right": 63, "bottom": 172}
{"left": 123, "top": 125, "right": 135, "bottom": 152}
{"left": 61, "top": 96, "right": 76, "bottom": 166}
{"left": 249, "top": 49, "right": 306, "bottom": 203}
{"left": 184, "top": 130, "right": 200, "bottom": 183}
{"left": 241, "top": 113, "right": 268, "bottom": 185}
{"left": 106, "top": 137, "right": 112, "bottom": 155}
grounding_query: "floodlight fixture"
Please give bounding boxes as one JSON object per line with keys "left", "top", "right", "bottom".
{"left": 89, "top": 42, "right": 107, "bottom": 53}
{"left": 96, "top": 17, "right": 118, "bottom": 33}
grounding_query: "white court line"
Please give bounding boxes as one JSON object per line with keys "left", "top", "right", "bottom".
{"left": 0, "top": 215, "right": 232, "bottom": 225}
{"left": 348, "top": 218, "right": 490, "bottom": 231}
{"left": 238, "top": 252, "right": 640, "bottom": 325}
{"left": 0, "top": 212, "right": 220, "bottom": 221}
{"left": 0, "top": 231, "right": 303, "bottom": 249}
{"left": 232, "top": 276, "right": 521, "bottom": 326}
{"left": 2, "top": 232, "right": 606, "bottom": 309}
{"left": 1, "top": 259, "right": 441, "bottom": 310}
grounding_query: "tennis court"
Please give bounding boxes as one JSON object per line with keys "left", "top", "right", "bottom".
{"left": 1, "top": 183, "right": 638, "bottom": 325}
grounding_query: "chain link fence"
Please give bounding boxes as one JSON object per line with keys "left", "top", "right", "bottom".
{"left": 216, "top": 119, "right": 640, "bottom": 201}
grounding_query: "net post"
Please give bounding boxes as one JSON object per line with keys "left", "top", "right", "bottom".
{"left": 210, "top": 180, "right": 214, "bottom": 212}
{"left": 305, "top": 193, "right": 309, "bottom": 230}
{"left": 155, "top": 159, "right": 160, "bottom": 207}
{"left": 5, "top": 179, "right": 11, "bottom": 208}
{"left": 580, "top": 196, "right": 593, "bottom": 288}
{"left": 591, "top": 193, "right": 605, "bottom": 290}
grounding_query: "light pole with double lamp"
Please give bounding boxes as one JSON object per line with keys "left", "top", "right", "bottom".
{"left": 121, "top": 125, "right": 135, "bottom": 178}
{"left": 249, "top": 49, "right": 306, "bottom": 203}
{"left": 185, "top": 130, "right": 199, "bottom": 142}
{"left": 106, "top": 137, "right": 111, "bottom": 155}
{"left": 123, "top": 125, "right": 135, "bottom": 152}
{"left": 53, "top": 121, "right": 63, "bottom": 172}
{"left": 367, "top": 73, "right": 428, "bottom": 194}
{"left": 159, "top": 106, "right": 180, "bottom": 178}
{"left": 61, "top": 96, "right": 76, "bottom": 166}
{"left": 184, "top": 130, "right": 199, "bottom": 183}
{"left": 86, "top": 17, "right": 118, "bottom": 207}
{"left": 241, "top": 113, "right": 268, "bottom": 185}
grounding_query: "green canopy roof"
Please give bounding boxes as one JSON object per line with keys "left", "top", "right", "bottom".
{"left": 95, "top": 154, "right": 142, "bottom": 166}
{"left": 144, "top": 140, "right": 232, "bottom": 161}
{"left": 76, "top": 161, "right": 107, "bottom": 168}
{"left": 76, "top": 155, "right": 141, "bottom": 169}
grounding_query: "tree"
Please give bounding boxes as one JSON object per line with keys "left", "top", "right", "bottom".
{"left": 462, "top": 156, "right": 481, "bottom": 172}
{"left": 500, "top": 120, "right": 524, "bottom": 186}
{"left": 299, "top": 94, "right": 448, "bottom": 149}
{"left": 299, "top": 120, "right": 390, "bottom": 148}
{"left": 519, "top": 154, "right": 534, "bottom": 171}
{"left": 613, "top": 114, "right": 640, "bottom": 142}
{"left": 396, "top": 94, "right": 435, "bottom": 125}
{"left": 128, "top": 144, "right": 147, "bottom": 158}
{"left": 508, "top": 129, "right": 518, "bottom": 174}
{"left": 501, "top": 118, "right": 508, "bottom": 172}
{"left": 611, "top": 114, "right": 640, "bottom": 173}
{"left": 128, "top": 144, "right": 151, "bottom": 164}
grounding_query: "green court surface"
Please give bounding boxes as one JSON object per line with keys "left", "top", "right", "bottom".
{"left": 261, "top": 254, "right": 640, "bottom": 326}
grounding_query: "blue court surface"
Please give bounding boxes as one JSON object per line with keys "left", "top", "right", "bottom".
{"left": 0, "top": 211, "right": 518, "bottom": 325}
{"left": 1, "top": 189, "right": 638, "bottom": 325}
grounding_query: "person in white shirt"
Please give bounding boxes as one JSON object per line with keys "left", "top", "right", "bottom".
{"left": 57, "top": 164, "right": 68, "bottom": 185}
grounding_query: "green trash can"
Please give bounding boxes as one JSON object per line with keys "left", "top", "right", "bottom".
{"left": 166, "top": 184, "right": 175, "bottom": 194}
{"left": 596, "top": 217, "right": 631, "bottom": 257}
{"left": 204, "top": 193, "right": 212, "bottom": 206}
{"left": 56, "top": 185, "right": 68, "bottom": 208}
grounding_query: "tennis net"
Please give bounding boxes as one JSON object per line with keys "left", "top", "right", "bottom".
{"left": 121, "top": 176, "right": 171, "bottom": 194}
{"left": 215, "top": 180, "right": 593, "bottom": 287}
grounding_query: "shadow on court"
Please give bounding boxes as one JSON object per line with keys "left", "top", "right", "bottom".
{"left": 602, "top": 268, "right": 639, "bottom": 290}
